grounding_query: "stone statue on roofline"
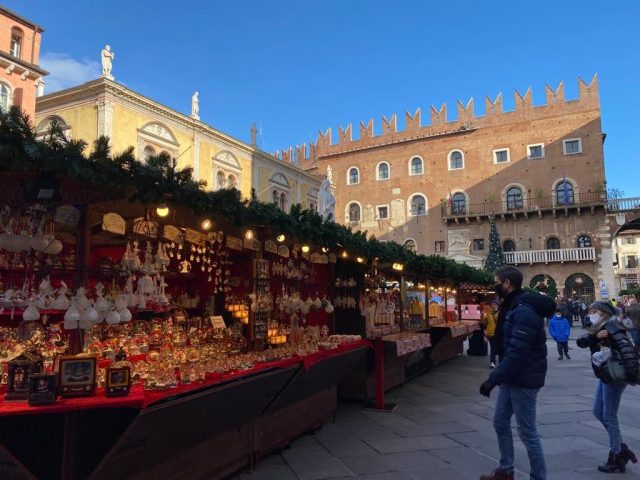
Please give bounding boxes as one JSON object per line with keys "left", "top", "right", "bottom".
{"left": 318, "top": 179, "right": 336, "bottom": 222}
{"left": 191, "top": 91, "right": 200, "bottom": 120}
{"left": 101, "top": 45, "right": 115, "bottom": 80}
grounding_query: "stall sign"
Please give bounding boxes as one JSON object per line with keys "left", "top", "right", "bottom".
{"left": 277, "top": 245, "right": 290, "bottom": 258}
{"left": 132, "top": 217, "right": 159, "bottom": 238}
{"left": 101, "top": 213, "right": 126, "bottom": 235}
{"left": 311, "top": 253, "right": 329, "bottom": 264}
{"left": 264, "top": 240, "right": 278, "bottom": 254}
{"left": 226, "top": 236, "right": 243, "bottom": 251}
{"left": 163, "top": 225, "right": 184, "bottom": 243}
{"left": 243, "top": 238, "right": 260, "bottom": 251}
{"left": 54, "top": 205, "right": 81, "bottom": 227}
{"left": 185, "top": 228, "right": 206, "bottom": 246}
{"left": 328, "top": 253, "right": 337, "bottom": 263}
{"left": 210, "top": 316, "right": 226, "bottom": 329}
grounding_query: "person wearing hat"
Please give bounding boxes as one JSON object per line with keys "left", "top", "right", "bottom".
{"left": 483, "top": 301, "right": 499, "bottom": 368}
{"left": 577, "top": 300, "right": 639, "bottom": 473}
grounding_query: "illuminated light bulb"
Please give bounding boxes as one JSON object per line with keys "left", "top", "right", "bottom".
{"left": 201, "top": 219, "right": 212, "bottom": 231}
{"left": 356, "top": 257, "right": 364, "bottom": 263}
{"left": 156, "top": 203, "right": 169, "bottom": 217}
{"left": 341, "top": 251, "right": 348, "bottom": 258}
{"left": 277, "top": 234, "right": 286, "bottom": 242}
{"left": 301, "top": 245, "right": 310, "bottom": 253}
{"left": 321, "top": 247, "right": 329, "bottom": 253}
{"left": 245, "top": 230, "right": 254, "bottom": 240}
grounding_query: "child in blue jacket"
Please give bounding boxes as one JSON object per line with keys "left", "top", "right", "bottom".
{"left": 548, "top": 308, "right": 571, "bottom": 360}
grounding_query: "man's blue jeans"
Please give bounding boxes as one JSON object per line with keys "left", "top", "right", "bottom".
{"left": 493, "top": 384, "right": 546, "bottom": 480}
{"left": 593, "top": 380, "right": 626, "bottom": 453}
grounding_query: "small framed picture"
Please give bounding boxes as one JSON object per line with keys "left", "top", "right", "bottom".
{"left": 28, "top": 374, "right": 57, "bottom": 405}
{"left": 106, "top": 367, "right": 131, "bottom": 397}
{"left": 58, "top": 355, "right": 97, "bottom": 397}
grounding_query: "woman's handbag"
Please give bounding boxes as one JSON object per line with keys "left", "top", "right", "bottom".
{"left": 598, "top": 350, "right": 631, "bottom": 385}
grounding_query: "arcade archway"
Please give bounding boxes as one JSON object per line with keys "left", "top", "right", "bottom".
{"left": 565, "top": 273, "right": 595, "bottom": 304}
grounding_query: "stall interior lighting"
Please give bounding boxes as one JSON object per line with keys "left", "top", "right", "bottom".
{"left": 321, "top": 247, "right": 329, "bottom": 253}
{"left": 341, "top": 251, "right": 348, "bottom": 258}
{"left": 156, "top": 203, "right": 169, "bottom": 218}
{"left": 277, "top": 234, "right": 286, "bottom": 242}
{"left": 245, "top": 230, "right": 254, "bottom": 240}
{"left": 201, "top": 219, "right": 212, "bottom": 231}
{"left": 356, "top": 257, "right": 364, "bottom": 263}
{"left": 301, "top": 245, "right": 310, "bottom": 253}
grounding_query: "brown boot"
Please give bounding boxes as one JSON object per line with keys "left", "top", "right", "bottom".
{"left": 597, "top": 451, "right": 626, "bottom": 473}
{"left": 479, "top": 469, "right": 515, "bottom": 480}
{"left": 621, "top": 443, "right": 638, "bottom": 465}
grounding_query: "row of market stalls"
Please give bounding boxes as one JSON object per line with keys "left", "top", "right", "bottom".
{"left": 0, "top": 113, "right": 492, "bottom": 480}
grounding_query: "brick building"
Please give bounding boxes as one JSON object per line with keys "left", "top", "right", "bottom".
{"left": 286, "top": 76, "right": 612, "bottom": 301}
{"left": 0, "top": 6, "right": 47, "bottom": 118}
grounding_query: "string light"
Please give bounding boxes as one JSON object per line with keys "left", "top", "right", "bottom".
{"left": 276, "top": 234, "right": 286, "bottom": 242}
{"left": 301, "top": 245, "right": 310, "bottom": 253}
{"left": 245, "top": 230, "right": 254, "bottom": 240}
{"left": 356, "top": 257, "right": 364, "bottom": 263}
{"left": 341, "top": 251, "right": 348, "bottom": 258}
{"left": 201, "top": 219, "right": 212, "bottom": 231}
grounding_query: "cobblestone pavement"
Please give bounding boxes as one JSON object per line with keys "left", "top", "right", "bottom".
{"left": 232, "top": 329, "right": 640, "bottom": 479}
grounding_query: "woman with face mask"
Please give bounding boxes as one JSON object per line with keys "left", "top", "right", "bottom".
{"left": 577, "top": 301, "right": 639, "bottom": 473}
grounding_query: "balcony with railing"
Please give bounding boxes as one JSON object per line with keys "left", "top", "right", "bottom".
{"left": 442, "top": 191, "right": 606, "bottom": 222}
{"left": 503, "top": 247, "right": 596, "bottom": 265}
{"left": 614, "top": 266, "right": 639, "bottom": 276}
{"left": 606, "top": 197, "right": 640, "bottom": 213}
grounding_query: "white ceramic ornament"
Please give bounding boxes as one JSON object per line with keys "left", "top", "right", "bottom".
{"left": 23, "top": 299, "right": 40, "bottom": 321}
{"left": 119, "top": 308, "right": 132, "bottom": 323}
{"left": 63, "top": 297, "right": 82, "bottom": 330}
{"left": 106, "top": 309, "right": 121, "bottom": 324}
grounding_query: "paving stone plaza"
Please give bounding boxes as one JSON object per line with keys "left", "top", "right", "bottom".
{"left": 236, "top": 330, "right": 640, "bottom": 480}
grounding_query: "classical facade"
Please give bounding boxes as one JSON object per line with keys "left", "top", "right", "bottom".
{"left": 35, "top": 77, "right": 320, "bottom": 208}
{"left": 612, "top": 219, "right": 640, "bottom": 293}
{"left": 288, "top": 76, "right": 612, "bottom": 301}
{"left": 0, "top": 6, "right": 47, "bottom": 118}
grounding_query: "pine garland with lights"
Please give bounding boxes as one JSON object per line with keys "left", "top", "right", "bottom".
{"left": 0, "top": 107, "right": 493, "bottom": 285}
{"left": 483, "top": 218, "right": 505, "bottom": 273}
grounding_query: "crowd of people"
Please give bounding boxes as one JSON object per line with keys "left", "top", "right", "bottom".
{"left": 477, "top": 266, "right": 640, "bottom": 480}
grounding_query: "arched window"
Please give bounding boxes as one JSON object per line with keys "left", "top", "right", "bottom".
{"left": 403, "top": 239, "right": 417, "bottom": 252}
{"left": 217, "top": 171, "right": 227, "bottom": 190}
{"left": 0, "top": 84, "right": 10, "bottom": 113}
{"left": 143, "top": 145, "right": 155, "bottom": 162}
{"left": 555, "top": 181, "right": 575, "bottom": 206}
{"left": 309, "top": 202, "right": 316, "bottom": 212}
{"left": 279, "top": 192, "right": 287, "bottom": 211}
{"left": 503, "top": 240, "right": 516, "bottom": 252}
{"left": 577, "top": 235, "right": 592, "bottom": 248}
{"left": 451, "top": 193, "right": 466, "bottom": 214}
{"left": 409, "top": 194, "right": 426, "bottom": 216}
{"left": 377, "top": 162, "right": 389, "bottom": 180}
{"left": 449, "top": 150, "right": 464, "bottom": 170}
{"left": 272, "top": 189, "right": 279, "bottom": 204}
{"left": 546, "top": 237, "right": 561, "bottom": 249}
{"left": 348, "top": 203, "right": 361, "bottom": 223}
{"left": 227, "top": 174, "right": 237, "bottom": 189}
{"left": 410, "top": 156, "right": 423, "bottom": 175}
{"left": 506, "top": 187, "right": 523, "bottom": 211}
{"left": 348, "top": 167, "right": 359, "bottom": 185}
{"left": 10, "top": 28, "right": 22, "bottom": 58}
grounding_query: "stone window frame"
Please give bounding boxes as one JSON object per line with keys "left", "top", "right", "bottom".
{"left": 35, "top": 115, "right": 72, "bottom": 141}
{"left": 435, "top": 240, "right": 445, "bottom": 253}
{"left": 376, "top": 204, "right": 389, "bottom": 220}
{"left": 10, "top": 27, "right": 23, "bottom": 59}
{"left": 269, "top": 173, "right": 291, "bottom": 211}
{"left": 553, "top": 178, "right": 576, "bottom": 206}
{"left": 577, "top": 234, "right": 593, "bottom": 249}
{"left": 563, "top": 137, "right": 583, "bottom": 155}
{"left": 502, "top": 239, "right": 516, "bottom": 252}
{"left": 213, "top": 150, "right": 243, "bottom": 191}
{"left": 376, "top": 161, "right": 390, "bottom": 181}
{"left": 0, "top": 81, "right": 13, "bottom": 113}
{"left": 448, "top": 150, "right": 465, "bottom": 170}
{"left": 347, "top": 166, "right": 360, "bottom": 185}
{"left": 450, "top": 190, "right": 469, "bottom": 215}
{"left": 403, "top": 239, "right": 417, "bottom": 252}
{"left": 408, "top": 156, "right": 424, "bottom": 176}
{"left": 137, "top": 121, "right": 179, "bottom": 163}
{"left": 546, "top": 236, "right": 561, "bottom": 250}
{"left": 472, "top": 238, "right": 485, "bottom": 251}
{"left": 493, "top": 147, "right": 511, "bottom": 165}
{"left": 527, "top": 142, "right": 545, "bottom": 160}
{"left": 346, "top": 201, "right": 362, "bottom": 224}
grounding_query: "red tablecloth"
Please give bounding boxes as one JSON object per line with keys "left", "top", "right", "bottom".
{"left": 0, "top": 340, "right": 371, "bottom": 415}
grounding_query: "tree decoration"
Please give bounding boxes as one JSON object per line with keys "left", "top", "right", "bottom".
{"left": 483, "top": 218, "right": 504, "bottom": 273}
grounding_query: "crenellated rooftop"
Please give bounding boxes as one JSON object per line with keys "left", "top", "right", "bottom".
{"left": 275, "top": 76, "right": 599, "bottom": 168}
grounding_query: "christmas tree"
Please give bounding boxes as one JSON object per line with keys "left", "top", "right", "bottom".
{"left": 483, "top": 218, "right": 505, "bottom": 273}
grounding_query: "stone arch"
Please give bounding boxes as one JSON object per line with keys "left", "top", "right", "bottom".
{"left": 529, "top": 274, "right": 558, "bottom": 299}
{"left": 565, "top": 273, "right": 595, "bottom": 303}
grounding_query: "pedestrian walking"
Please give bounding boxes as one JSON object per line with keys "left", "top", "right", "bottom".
{"left": 483, "top": 301, "right": 498, "bottom": 368}
{"left": 479, "top": 266, "right": 555, "bottom": 480}
{"left": 548, "top": 309, "right": 571, "bottom": 360}
{"left": 576, "top": 301, "right": 640, "bottom": 473}
{"left": 625, "top": 298, "right": 640, "bottom": 347}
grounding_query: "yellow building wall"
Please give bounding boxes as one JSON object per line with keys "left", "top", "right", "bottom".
{"left": 35, "top": 102, "right": 98, "bottom": 147}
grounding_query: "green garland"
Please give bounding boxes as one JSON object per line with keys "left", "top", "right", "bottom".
{"left": 0, "top": 108, "right": 492, "bottom": 285}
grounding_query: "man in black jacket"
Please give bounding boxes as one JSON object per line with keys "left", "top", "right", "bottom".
{"left": 479, "top": 266, "right": 556, "bottom": 480}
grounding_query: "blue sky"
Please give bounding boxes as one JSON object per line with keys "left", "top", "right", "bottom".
{"left": 8, "top": 0, "right": 639, "bottom": 195}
